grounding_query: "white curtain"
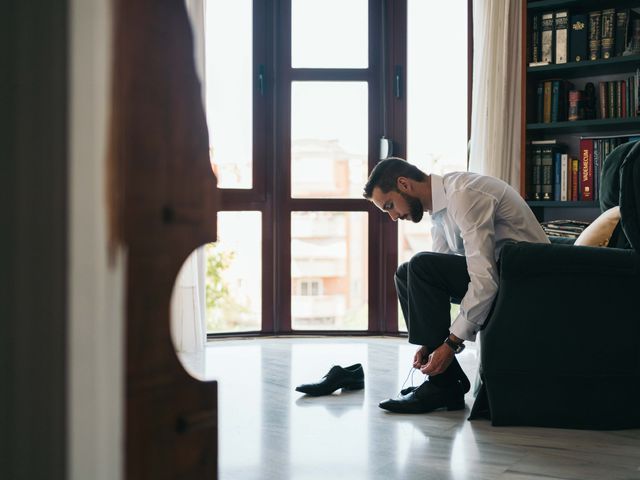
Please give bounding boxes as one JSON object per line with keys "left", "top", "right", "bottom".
{"left": 170, "top": 0, "right": 208, "bottom": 354}
{"left": 171, "top": 252, "right": 205, "bottom": 353}
{"left": 469, "top": 0, "right": 522, "bottom": 188}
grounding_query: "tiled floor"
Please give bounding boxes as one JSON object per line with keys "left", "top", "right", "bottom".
{"left": 179, "top": 337, "right": 640, "bottom": 480}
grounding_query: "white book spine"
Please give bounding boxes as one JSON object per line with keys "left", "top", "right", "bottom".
{"left": 541, "top": 13, "right": 555, "bottom": 63}
{"left": 555, "top": 11, "right": 568, "bottom": 64}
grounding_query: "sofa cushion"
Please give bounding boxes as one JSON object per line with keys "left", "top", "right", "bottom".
{"left": 620, "top": 141, "right": 640, "bottom": 252}
{"left": 574, "top": 206, "right": 621, "bottom": 247}
{"left": 599, "top": 141, "right": 636, "bottom": 211}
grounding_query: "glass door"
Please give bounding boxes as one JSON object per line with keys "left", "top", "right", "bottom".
{"left": 275, "top": 0, "right": 385, "bottom": 333}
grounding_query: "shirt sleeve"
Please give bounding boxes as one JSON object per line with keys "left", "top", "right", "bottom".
{"left": 447, "top": 190, "right": 500, "bottom": 342}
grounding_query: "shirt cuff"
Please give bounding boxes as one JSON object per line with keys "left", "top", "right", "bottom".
{"left": 450, "top": 313, "right": 479, "bottom": 342}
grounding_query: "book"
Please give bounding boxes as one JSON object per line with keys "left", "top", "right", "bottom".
{"left": 571, "top": 157, "right": 579, "bottom": 201}
{"left": 540, "top": 219, "right": 590, "bottom": 238}
{"left": 599, "top": 81, "right": 608, "bottom": 119}
{"left": 579, "top": 139, "right": 594, "bottom": 200}
{"left": 570, "top": 14, "right": 588, "bottom": 62}
{"left": 622, "top": 80, "right": 627, "bottom": 117}
{"left": 593, "top": 139, "right": 601, "bottom": 200}
{"left": 551, "top": 79, "right": 573, "bottom": 122}
{"left": 617, "top": 80, "right": 623, "bottom": 117}
{"left": 628, "top": 17, "right": 640, "bottom": 56}
{"left": 529, "top": 61, "right": 551, "bottom": 67}
{"left": 633, "top": 69, "right": 640, "bottom": 117}
{"left": 609, "top": 81, "right": 616, "bottom": 118}
{"left": 536, "top": 82, "right": 544, "bottom": 123}
{"left": 633, "top": 72, "right": 637, "bottom": 117}
{"left": 541, "top": 12, "right": 555, "bottom": 63}
{"left": 551, "top": 80, "right": 561, "bottom": 122}
{"left": 584, "top": 82, "right": 597, "bottom": 119}
{"left": 531, "top": 13, "right": 542, "bottom": 63}
{"left": 589, "top": 11, "right": 602, "bottom": 60}
{"left": 554, "top": 151, "right": 562, "bottom": 201}
{"left": 531, "top": 139, "right": 559, "bottom": 145}
{"left": 543, "top": 80, "right": 552, "bottom": 123}
{"left": 541, "top": 145, "right": 555, "bottom": 200}
{"left": 628, "top": 77, "right": 632, "bottom": 117}
{"left": 568, "top": 89, "right": 585, "bottom": 121}
{"left": 601, "top": 8, "right": 616, "bottom": 59}
{"left": 531, "top": 146, "right": 543, "bottom": 200}
{"left": 615, "top": 9, "right": 630, "bottom": 57}
{"left": 555, "top": 10, "right": 569, "bottom": 64}
{"left": 560, "top": 153, "right": 569, "bottom": 201}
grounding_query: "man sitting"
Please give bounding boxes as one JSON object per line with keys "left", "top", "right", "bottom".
{"left": 363, "top": 158, "right": 549, "bottom": 413}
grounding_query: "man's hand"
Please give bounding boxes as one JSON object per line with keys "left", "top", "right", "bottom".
{"left": 420, "top": 343, "right": 454, "bottom": 375}
{"left": 413, "top": 346, "right": 429, "bottom": 369}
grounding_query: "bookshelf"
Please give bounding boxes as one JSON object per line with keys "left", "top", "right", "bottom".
{"left": 521, "top": 1, "right": 640, "bottom": 222}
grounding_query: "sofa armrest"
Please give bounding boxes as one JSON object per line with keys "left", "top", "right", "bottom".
{"left": 499, "top": 241, "right": 639, "bottom": 278}
{"left": 483, "top": 242, "right": 640, "bottom": 377}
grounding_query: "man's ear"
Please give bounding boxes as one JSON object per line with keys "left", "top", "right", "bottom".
{"left": 396, "top": 176, "right": 410, "bottom": 193}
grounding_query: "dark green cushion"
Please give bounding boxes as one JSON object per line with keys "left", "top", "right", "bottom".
{"left": 599, "top": 141, "right": 635, "bottom": 211}
{"left": 599, "top": 140, "right": 640, "bottom": 252}
{"left": 620, "top": 141, "right": 640, "bottom": 251}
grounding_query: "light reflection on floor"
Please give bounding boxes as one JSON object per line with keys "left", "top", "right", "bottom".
{"left": 179, "top": 337, "right": 640, "bottom": 480}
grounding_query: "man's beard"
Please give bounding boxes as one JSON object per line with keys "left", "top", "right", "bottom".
{"left": 401, "top": 192, "right": 424, "bottom": 223}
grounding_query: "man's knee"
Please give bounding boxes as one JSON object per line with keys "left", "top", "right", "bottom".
{"left": 395, "top": 261, "right": 409, "bottom": 282}
{"left": 407, "top": 251, "right": 438, "bottom": 274}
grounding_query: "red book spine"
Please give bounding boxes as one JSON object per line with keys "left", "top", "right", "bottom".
{"left": 579, "top": 139, "right": 594, "bottom": 200}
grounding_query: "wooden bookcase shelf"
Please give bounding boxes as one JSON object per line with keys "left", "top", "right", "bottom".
{"left": 526, "top": 200, "right": 599, "bottom": 207}
{"left": 527, "top": 54, "right": 640, "bottom": 78}
{"left": 521, "top": 1, "right": 640, "bottom": 222}
{"left": 528, "top": 0, "right": 640, "bottom": 13}
{"left": 527, "top": 118, "right": 640, "bottom": 134}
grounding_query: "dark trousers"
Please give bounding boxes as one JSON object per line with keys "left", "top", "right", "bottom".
{"left": 395, "top": 252, "right": 471, "bottom": 390}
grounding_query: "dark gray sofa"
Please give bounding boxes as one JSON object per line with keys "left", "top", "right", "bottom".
{"left": 476, "top": 140, "right": 640, "bottom": 429}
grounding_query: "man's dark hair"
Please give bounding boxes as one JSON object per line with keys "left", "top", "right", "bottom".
{"left": 362, "top": 157, "right": 427, "bottom": 199}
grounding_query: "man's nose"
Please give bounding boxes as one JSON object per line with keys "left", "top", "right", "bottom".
{"left": 388, "top": 211, "right": 398, "bottom": 221}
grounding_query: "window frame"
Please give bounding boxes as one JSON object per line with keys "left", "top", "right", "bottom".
{"left": 206, "top": 0, "right": 472, "bottom": 338}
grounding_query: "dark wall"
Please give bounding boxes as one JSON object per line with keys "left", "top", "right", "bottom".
{"left": 0, "top": 2, "right": 68, "bottom": 479}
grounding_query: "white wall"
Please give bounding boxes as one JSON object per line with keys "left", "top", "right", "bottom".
{"left": 68, "top": 1, "right": 125, "bottom": 479}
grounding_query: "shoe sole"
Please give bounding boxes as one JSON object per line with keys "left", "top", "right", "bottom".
{"left": 296, "top": 380, "right": 365, "bottom": 396}
{"left": 379, "top": 398, "right": 465, "bottom": 414}
{"left": 341, "top": 381, "right": 365, "bottom": 391}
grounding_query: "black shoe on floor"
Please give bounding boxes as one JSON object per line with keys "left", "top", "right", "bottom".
{"left": 379, "top": 380, "right": 465, "bottom": 414}
{"left": 295, "top": 364, "right": 365, "bottom": 396}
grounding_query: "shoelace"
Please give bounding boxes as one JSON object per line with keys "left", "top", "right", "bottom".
{"left": 400, "top": 365, "right": 427, "bottom": 392}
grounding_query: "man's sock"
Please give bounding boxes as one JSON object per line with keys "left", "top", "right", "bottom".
{"left": 429, "top": 357, "right": 470, "bottom": 393}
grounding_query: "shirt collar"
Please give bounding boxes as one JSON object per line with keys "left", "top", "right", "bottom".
{"left": 430, "top": 174, "right": 446, "bottom": 215}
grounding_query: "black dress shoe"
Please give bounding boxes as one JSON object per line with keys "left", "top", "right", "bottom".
{"left": 295, "top": 364, "right": 365, "bottom": 396}
{"left": 399, "top": 386, "right": 418, "bottom": 396}
{"left": 379, "top": 380, "right": 465, "bottom": 414}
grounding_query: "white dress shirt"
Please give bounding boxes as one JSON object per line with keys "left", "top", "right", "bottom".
{"left": 430, "top": 172, "right": 549, "bottom": 341}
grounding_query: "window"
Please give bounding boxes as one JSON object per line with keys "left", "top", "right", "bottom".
{"left": 206, "top": 212, "right": 262, "bottom": 333}
{"left": 297, "top": 280, "right": 322, "bottom": 296}
{"left": 291, "top": 212, "right": 368, "bottom": 331}
{"left": 398, "top": 0, "right": 469, "bottom": 331}
{"left": 204, "top": 0, "right": 253, "bottom": 188}
{"left": 291, "top": 82, "right": 369, "bottom": 199}
{"left": 198, "top": 0, "right": 470, "bottom": 336}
